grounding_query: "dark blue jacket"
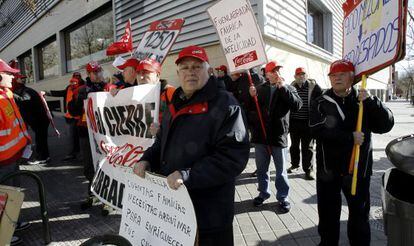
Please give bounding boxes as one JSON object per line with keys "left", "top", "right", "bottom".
{"left": 310, "top": 88, "right": 394, "bottom": 179}
{"left": 248, "top": 82, "right": 302, "bottom": 147}
{"left": 141, "top": 77, "right": 250, "bottom": 232}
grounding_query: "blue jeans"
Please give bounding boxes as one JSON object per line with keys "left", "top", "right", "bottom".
{"left": 255, "top": 144, "right": 289, "bottom": 202}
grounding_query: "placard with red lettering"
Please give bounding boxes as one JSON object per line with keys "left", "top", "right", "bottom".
{"left": 120, "top": 172, "right": 197, "bottom": 246}
{"left": 207, "top": 0, "right": 268, "bottom": 72}
{"left": 86, "top": 84, "right": 160, "bottom": 210}
{"left": 133, "top": 19, "right": 185, "bottom": 64}
{"left": 342, "top": 0, "right": 408, "bottom": 81}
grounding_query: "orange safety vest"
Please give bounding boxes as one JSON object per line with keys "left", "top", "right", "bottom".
{"left": 65, "top": 86, "right": 80, "bottom": 120}
{"left": 159, "top": 86, "right": 176, "bottom": 123}
{"left": 0, "top": 88, "right": 31, "bottom": 162}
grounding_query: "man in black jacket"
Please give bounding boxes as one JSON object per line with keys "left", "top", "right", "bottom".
{"left": 310, "top": 60, "right": 394, "bottom": 246}
{"left": 68, "top": 61, "right": 107, "bottom": 210}
{"left": 134, "top": 45, "right": 250, "bottom": 246}
{"left": 248, "top": 61, "right": 302, "bottom": 212}
{"left": 288, "top": 67, "right": 323, "bottom": 180}
{"left": 12, "top": 74, "right": 50, "bottom": 164}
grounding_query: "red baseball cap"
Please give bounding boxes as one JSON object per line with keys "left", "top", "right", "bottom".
{"left": 137, "top": 58, "right": 161, "bottom": 74}
{"left": 86, "top": 61, "right": 102, "bottom": 73}
{"left": 175, "top": 45, "right": 209, "bottom": 64}
{"left": 117, "top": 58, "right": 140, "bottom": 70}
{"left": 328, "top": 60, "right": 354, "bottom": 75}
{"left": 295, "top": 67, "right": 306, "bottom": 75}
{"left": 265, "top": 61, "right": 283, "bottom": 73}
{"left": 0, "top": 59, "right": 20, "bottom": 73}
{"left": 215, "top": 65, "right": 227, "bottom": 73}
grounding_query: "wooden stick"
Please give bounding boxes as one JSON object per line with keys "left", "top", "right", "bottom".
{"left": 351, "top": 74, "right": 367, "bottom": 196}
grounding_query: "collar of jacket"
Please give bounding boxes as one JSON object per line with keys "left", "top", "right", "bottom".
{"left": 325, "top": 87, "right": 357, "bottom": 103}
{"left": 168, "top": 77, "right": 219, "bottom": 121}
{"left": 85, "top": 77, "right": 105, "bottom": 91}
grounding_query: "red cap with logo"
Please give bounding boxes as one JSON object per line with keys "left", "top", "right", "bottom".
{"left": 86, "top": 61, "right": 102, "bottom": 73}
{"left": 137, "top": 58, "right": 161, "bottom": 74}
{"left": 215, "top": 65, "right": 227, "bottom": 73}
{"left": 328, "top": 60, "right": 354, "bottom": 75}
{"left": 175, "top": 45, "right": 209, "bottom": 64}
{"left": 0, "top": 59, "right": 20, "bottom": 73}
{"left": 295, "top": 67, "right": 306, "bottom": 75}
{"left": 265, "top": 61, "right": 283, "bottom": 73}
{"left": 117, "top": 58, "right": 140, "bottom": 70}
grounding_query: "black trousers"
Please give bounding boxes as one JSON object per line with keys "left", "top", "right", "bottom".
{"left": 197, "top": 226, "right": 234, "bottom": 246}
{"left": 33, "top": 122, "right": 50, "bottom": 160}
{"left": 317, "top": 174, "right": 371, "bottom": 246}
{"left": 79, "top": 135, "right": 94, "bottom": 185}
{"left": 66, "top": 118, "right": 80, "bottom": 156}
{"left": 289, "top": 119, "right": 314, "bottom": 172}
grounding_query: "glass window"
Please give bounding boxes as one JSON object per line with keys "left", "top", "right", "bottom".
{"left": 66, "top": 10, "right": 114, "bottom": 72}
{"left": 17, "top": 51, "right": 34, "bottom": 84}
{"left": 38, "top": 38, "right": 59, "bottom": 79}
{"left": 307, "top": 0, "right": 332, "bottom": 52}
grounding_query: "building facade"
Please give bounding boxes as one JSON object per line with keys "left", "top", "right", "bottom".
{"left": 0, "top": 0, "right": 390, "bottom": 108}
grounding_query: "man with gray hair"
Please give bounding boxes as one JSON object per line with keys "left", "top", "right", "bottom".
{"left": 310, "top": 60, "right": 394, "bottom": 245}
{"left": 133, "top": 45, "right": 250, "bottom": 245}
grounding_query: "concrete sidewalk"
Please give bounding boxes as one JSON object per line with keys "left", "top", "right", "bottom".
{"left": 15, "top": 101, "right": 414, "bottom": 245}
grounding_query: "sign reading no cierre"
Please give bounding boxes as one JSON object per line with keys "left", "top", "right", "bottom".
{"left": 342, "top": 0, "right": 408, "bottom": 80}
{"left": 207, "top": 0, "right": 268, "bottom": 72}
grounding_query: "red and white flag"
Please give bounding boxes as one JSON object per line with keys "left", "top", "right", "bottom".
{"left": 106, "top": 19, "right": 133, "bottom": 56}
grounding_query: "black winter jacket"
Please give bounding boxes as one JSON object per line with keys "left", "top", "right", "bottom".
{"left": 141, "top": 77, "right": 250, "bottom": 232}
{"left": 249, "top": 82, "right": 302, "bottom": 147}
{"left": 310, "top": 88, "right": 394, "bottom": 179}
{"left": 13, "top": 85, "right": 49, "bottom": 129}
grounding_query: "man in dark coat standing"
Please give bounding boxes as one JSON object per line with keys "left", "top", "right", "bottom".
{"left": 248, "top": 61, "right": 302, "bottom": 212}
{"left": 134, "top": 45, "right": 250, "bottom": 246}
{"left": 12, "top": 74, "right": 50, "bottom": 164}
{"left": 310, "top": 60, "right": 394, "bottom": 246}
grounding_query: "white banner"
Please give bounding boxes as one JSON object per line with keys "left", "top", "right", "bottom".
{"left": 85, "top": 84, "right": 160, "bottom": 210}
{"left": 207, "top": 0, "right": 268, "bottom": 72}
{"left": 120, "top": 172, "right": 197, "bottom": 246}
{"left": 133, "top": 19, "right": 185, "bottom": 64}
{"left": 342, "top": 0, "right": 407, "bottom": 79}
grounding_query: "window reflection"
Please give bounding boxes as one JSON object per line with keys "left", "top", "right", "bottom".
{"left": 66, "top": 10, "right": 114, "bottom": 72}
{"left": 18, "top": 51, "right": 34, "bottom": 84}
{"left": 39, "top": 38, "right": 59, "bottom": 80}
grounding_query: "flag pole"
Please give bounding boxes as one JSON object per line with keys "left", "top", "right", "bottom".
{"left": 246, "top": 70, "right": 271, "bottom": 155}
{"left": 351, "top": 74, "right": 367, "bottom": 196}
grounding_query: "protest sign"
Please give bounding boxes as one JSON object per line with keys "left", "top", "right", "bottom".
{"left": 342, "top": 0, "right": 408, "bottom": 81}
{"left": 86, "top": 84, "right": 160, "bottom": 210}
{"left": 120, "top": 172, "right": 197, "bottom": 246}
{"left": 207, "top": 0, "right": 268, "bottom": 72}
{"left": 133, "top": 19, "right": 185, "bottom": 64}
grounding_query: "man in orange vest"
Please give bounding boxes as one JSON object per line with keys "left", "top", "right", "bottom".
{"left": 46, "top": 72, "right": 84, "bottom": 162}
{"left": 0, "top": 59, "right": 32, "bottom": 245}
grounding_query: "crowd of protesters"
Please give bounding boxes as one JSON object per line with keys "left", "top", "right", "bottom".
{"left": 0, "top": 43, "right": 394, "bottom": 245}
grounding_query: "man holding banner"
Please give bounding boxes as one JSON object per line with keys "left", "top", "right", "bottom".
{"left": 134, "top": 45, "right": 250, "bottom": 245}
{"left": 309, "top": 60, "right": 394, "bottom": 245}
{"left": 248, "top": 61, "right": 302, "bottom": 212}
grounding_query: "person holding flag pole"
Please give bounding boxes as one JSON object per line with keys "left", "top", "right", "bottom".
{"left": 309, "top": 60, "right": 394, "bottom": 245}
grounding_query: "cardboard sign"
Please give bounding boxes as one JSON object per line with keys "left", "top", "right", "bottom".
{"left": 207, "top": 0, "right": 268, "bottom": 72}
{"left": 120, "top": 172, "right": 197, "bottom": 246}
{"left": 0, "top": 185, "right": 24, "bottom": 246}
{"left": 86, "top": 84, "right": 160, "bottom": 210}
{"left": 342, "top": 0, "right": 408, "bottom": 80}
{"left": 133, "top": 19, "right": 185, "bottom": 64}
